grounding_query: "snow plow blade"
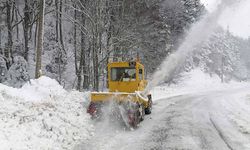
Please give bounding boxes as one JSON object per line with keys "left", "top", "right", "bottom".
{"left": 90, "top": 92, "right": 149, "bottom": 107}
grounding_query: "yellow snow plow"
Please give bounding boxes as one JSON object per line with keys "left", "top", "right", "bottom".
{"left": 87, "top": 60, "right": 152, "bottom": 127}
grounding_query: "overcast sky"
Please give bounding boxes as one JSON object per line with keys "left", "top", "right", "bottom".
{"left": 201, "top": 0, "right": 250, "bottom": 39}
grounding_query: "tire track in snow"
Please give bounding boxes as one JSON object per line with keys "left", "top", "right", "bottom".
{"left": 209, "top": 117, "right": 234, "bottom": 150}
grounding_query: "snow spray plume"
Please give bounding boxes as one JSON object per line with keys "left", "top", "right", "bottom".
{"left": 146, "top": 0, "right": 241, "bottom": 92}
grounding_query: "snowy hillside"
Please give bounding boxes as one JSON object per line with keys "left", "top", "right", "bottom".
{"left": 0, "top": 77, "right": 93, "bottom": 149}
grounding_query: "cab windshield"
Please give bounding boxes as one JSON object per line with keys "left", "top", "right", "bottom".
{"left": 111, "top": 67, "right": 136, "bottom": 81}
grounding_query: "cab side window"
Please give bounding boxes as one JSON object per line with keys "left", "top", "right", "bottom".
{"left": 139, "top": 69, "right": 143, "bottom": 80}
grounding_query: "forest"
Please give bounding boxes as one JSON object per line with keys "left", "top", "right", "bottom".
{"left": 0, "top": 0, "right": 249, "bottom": 91}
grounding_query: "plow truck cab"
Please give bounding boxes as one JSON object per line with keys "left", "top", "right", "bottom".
{"left": 87, "top": 60, "right": 152, "bottom": 128}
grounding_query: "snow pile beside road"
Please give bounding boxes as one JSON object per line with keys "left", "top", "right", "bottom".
{"left": 0, "top": 76, "right": 93, "bottom": 150}
{"left": 152, "top": 69, "right": 248, "bottom": 100}
{"left": 0, "top": 76, "right": 66, "bottom": 102}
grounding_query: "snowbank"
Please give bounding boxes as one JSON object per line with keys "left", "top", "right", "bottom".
{"left": 152, "top": 69, "right": 248, "bottom": 100}
{"left": 0, "top": 76, "right": 93, "bottom": 150}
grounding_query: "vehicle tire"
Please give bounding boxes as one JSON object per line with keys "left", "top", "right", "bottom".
{"left": 145, "top": 95, "right": 152, "bottom": 115}
{"left": 140, "top": 104, "right": 145, "bottom": 121}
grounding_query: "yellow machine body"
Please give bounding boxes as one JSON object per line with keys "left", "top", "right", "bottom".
{"left": 91, "top": 61, "right": 150, "bottom": 108}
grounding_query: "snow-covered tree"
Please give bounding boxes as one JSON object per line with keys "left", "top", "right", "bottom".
{"left": 45, "top": 42, "right": 67, "bottom": 84}
{"left": 185, "top": 27, "right": 248, "bottom": 82}
{"left": 0, "top": 56, "right": 7, "bottom": 82}
{"left": 0, "top": 0, "right": 207, "bottom": 89}
{"left": 7, "top": 56, "right": 29, "bottom": 87}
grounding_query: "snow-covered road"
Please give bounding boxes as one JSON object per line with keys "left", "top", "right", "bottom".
{"left": 1, "top": 71, "right": 250, "bottom": 149}
{"left": 76, "top": 86, "right": 250, "bottom": 150}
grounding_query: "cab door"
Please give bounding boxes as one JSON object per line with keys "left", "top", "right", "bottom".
{"left": 138, "top": 67, "right": 147, "bottom": 91}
